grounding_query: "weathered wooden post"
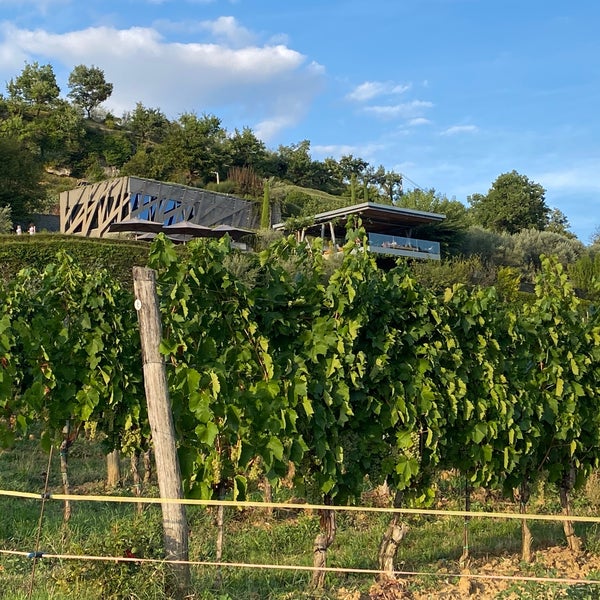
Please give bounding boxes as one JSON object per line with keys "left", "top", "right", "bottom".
{"left": 133, "top": 266, "right": 190, "bottom": 594}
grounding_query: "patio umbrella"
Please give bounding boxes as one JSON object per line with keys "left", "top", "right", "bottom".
{"left": 212, "top": 224, "right": 255, "bottom": 241}
{"left": 162, "top": 221, "right": 219, "bottom": 238}
{"left": 134, "top": 232, "right": 158, "bottom": 241}
{"left": 108, "top": 217, "right": 164, "bottom": 234}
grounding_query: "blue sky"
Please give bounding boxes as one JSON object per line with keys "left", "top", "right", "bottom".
{"left": 1, "top": 0, "right": 599, "bottom": 243}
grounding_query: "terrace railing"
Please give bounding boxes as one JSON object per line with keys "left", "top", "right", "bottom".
{"left": 366, "top": 233, "right": 441, "bottom": 260}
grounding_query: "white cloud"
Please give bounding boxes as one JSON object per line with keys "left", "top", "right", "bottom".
{"left": 311, "top": 142, "right": 387, "bottom": 162}
{"left": 440, "top": 124, "right": 479, "bottom": 136}
{"left": 533, "top": 164, "right": 600, "bottom": 192}
{"left": 408, "top": 117, "right": 431, "bottom": 126}
{"left": 0, "top": 23, "right": 325, "bottom": 140}
{"left": 254, "top": 115, "right": 297, "bottom": 142}
{"left": 346, "top": 80, "right": 411, "bottom": 102}
{"left": 363, "top": 100, "right": 433, "bottom": 120}
{"left": 199, "top": 16, "right": 256, "bottom": 47}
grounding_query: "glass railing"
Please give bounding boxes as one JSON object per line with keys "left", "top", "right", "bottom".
{"left": 367, "top": 233, "right": 440, "bottom": 256}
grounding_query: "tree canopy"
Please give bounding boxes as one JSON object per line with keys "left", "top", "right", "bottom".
{"left": 6, "top": 62, "right": 60, "bottom": 113}
{"left": 67, "top": 64, "right": 113, "bottom": 119}
{"left": 0, "top": 136, "right": 45, "bottom": 219}
{"left": 469, "top": 170, "right": 549, "bottom": 234}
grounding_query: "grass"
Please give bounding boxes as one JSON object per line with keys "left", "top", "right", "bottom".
{"left": 2, "top": 438, "right": 600, "bottom": 599}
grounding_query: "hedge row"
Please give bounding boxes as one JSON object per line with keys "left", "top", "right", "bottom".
{"left": 0, "top": 234, "right": 151, "bottom": 288}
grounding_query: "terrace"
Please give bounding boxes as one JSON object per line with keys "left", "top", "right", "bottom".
{"left": 274, "top": 201, "right": 445, "bottom": 261}
{"left": 367, "top": 232, "right": 441, "bottom": 260}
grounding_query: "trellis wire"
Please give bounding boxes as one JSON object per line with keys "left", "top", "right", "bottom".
{"left": 2, "top": 487, "right": 600, "bottom": 592}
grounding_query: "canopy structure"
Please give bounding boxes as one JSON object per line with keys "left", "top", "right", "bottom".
{"left": 212, "top": 224, "right": 255, "bottom": 241}
{"left": 107, "top": 217, "right": 256, "bottom": 244}
{"left": 107, "top": 218, "right": 165, "bottom": 234}
{"left": 162, "top": 221, "right": 220, "bottom": 237}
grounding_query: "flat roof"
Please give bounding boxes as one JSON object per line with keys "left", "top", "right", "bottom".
{"left": 273, "top": 201, "right": 445, "bottom": 234}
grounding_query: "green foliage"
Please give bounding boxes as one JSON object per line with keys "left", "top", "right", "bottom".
{"left": 6, "top": 61, "right": 60, "bottom": 111}
{"left": 495, "top": 266, "right": 522, "bottom": 301}
{"left": 469, "top": 170, "right": 549, "bottom": 234}
{"left": 0, "top": 136, "right": 45, "bottom": 218}
{"left": 0, "top": 205, "right": 13, "bottom": 234}
{"left": 512, "top": 228, "right": 585, "bottom": 273}
{"left": 409, "top": 255, "right": 496, "bottom": 291}
{"left": 67, "top": 64, "right": 113, "bottom": 119}
{"left": 0, "top": 234, "right": 150, "bottom": 289}
{"left": 52, "top": 511, "right": 165, "bottom": 599}
{"left": 568, "top": 252, "right": 600, "bottom": 300}
{"left": 1, "top": 234, "right": 600, "bottom": 598}
{"left": 459, "top": 226, "right": 516, "bottom": 265}
{"left": 273, "top": 183, "right": 349, "bottom": 219}
{"left": 260, "top": 178, "right": 271, "bottom": 228}
{"left": 122, "top": 102, "right": 170, "bottom": 146}
{"left": 546, "top": 207, "right": 576, "bottom": 238}
{"left": 2, "top": 251, "right": 144, "bottom": 451}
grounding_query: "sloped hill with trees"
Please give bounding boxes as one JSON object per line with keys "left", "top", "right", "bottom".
{"left": 1, "top": 60, "right": 598, "bottom": 295}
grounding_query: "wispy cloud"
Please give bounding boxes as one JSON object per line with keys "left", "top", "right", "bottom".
{"left": 363, "top": 100, "right": 433, "bottom": 120}
{"left": 346, "top": 80, "right": 411, "bottom": 102}
{"left": 440, "top": 124, "right": 479, "bottom": 136}
{"left": 0, "top": 0, "right": 70, "bottom": 15}
{"left": 408, "top": 117, "right": 431, "bottom": 126}
{"left": 312, "top": 142, "right": 387, "bottom": 162}
{"left": 533, "top": 163, "right": 600, "bottom": 192}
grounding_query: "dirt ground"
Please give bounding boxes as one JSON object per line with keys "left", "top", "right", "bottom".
{"left": 335, "top": 546, "right": 600, "bottom": 599}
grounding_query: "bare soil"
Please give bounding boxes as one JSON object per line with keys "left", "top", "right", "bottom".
{"left": 336, "top": 546, "right": 600, "bottom": 599}
{"left": 361, "top": 547, "right": 600, "bottom": 600}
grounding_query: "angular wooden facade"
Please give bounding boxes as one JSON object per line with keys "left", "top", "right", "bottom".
{"left": 60, "top": 176, "right": 259, "bottom": 237}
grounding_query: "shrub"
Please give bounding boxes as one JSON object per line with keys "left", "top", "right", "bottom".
{"left": 0, "top": 234, "right": 151, "bottom": 289}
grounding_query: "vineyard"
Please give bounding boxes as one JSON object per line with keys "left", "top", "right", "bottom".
{"left": 2, "top": 228, "right": 600, "bottom": 598}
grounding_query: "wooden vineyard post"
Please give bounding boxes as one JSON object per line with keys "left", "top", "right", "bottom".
{"left": 133, "top": 267, "right": 190, "bottom": 595}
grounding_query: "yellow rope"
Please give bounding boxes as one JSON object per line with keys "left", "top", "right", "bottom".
{"left": 1, "top": 488, "right": 599, "bottom": 524}
{"left": 1, "top": 547, "right": 599, "bottom": 588}
{"left": 27, "top": 447, "right": 53, "bottom": 600}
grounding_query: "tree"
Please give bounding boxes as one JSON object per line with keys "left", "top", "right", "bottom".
{"left": 546, "top": 207, "right": 576, "bottom": 238}
{"left": 0, "top": 136, "right": 45, "bottom": 218}
{"left": 226, "top": 127, "right": 267, "bottom": 171}
{"left": 381, "top": 169, "right": 404, "bottom": 204}
{"left": 568, "top": 253, "right": 600, "bottom": 300}
{"left": 469, "top": 170, "right": 549, "bottom": 234}
{"left": 161, "top": 112, "right": 228, "bottom": 184}
{"left": 511, "top": 229, "right": 584, "bottom": 272}
{"left": 398, "top": 188, "right": 470, "bottom": 255}
{"left": 6, "top": 62, "right": 60, "bottom": 114}
{"left": 122, "top": 102, "right": 170, "bottom": 146}
{"left": 67, "top": 65, "right": 113, "bottom": 119}
{"left": 0, "top": 206, "right": 12, "bottom": 234}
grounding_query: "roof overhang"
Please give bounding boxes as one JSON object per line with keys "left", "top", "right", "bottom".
{"left": 273, "top": 202, "right": 445, "bottom": 235}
